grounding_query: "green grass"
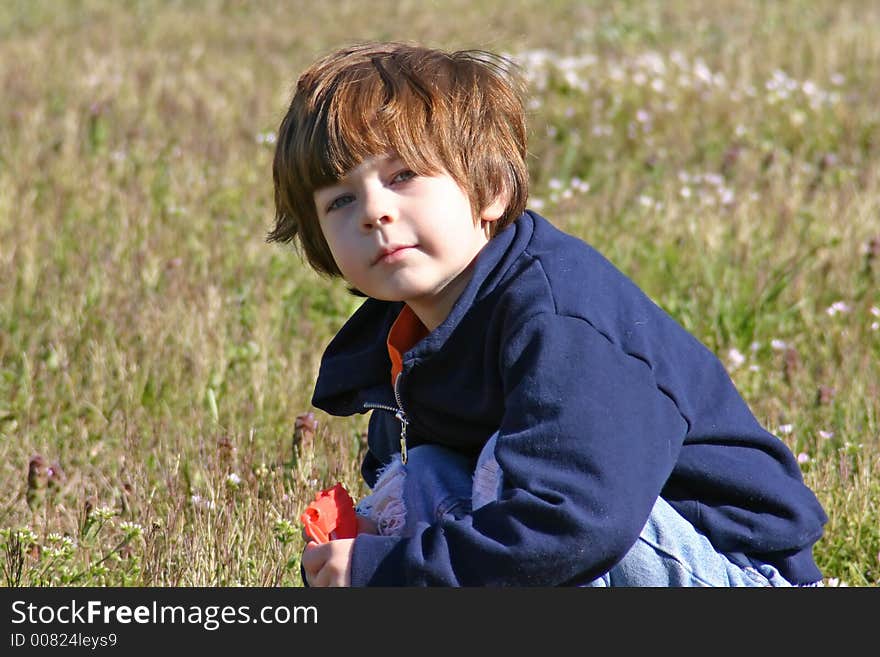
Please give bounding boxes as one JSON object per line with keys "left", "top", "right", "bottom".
{"left": 1, "top": 0, "right": 878, "bottom": 586}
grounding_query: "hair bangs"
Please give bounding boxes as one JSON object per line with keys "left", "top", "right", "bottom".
{"left": 304, "top": 63, "right": 444, "bottom": 191}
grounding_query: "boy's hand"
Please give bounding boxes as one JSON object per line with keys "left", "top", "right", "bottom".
{"left": 301, "top": 539, "right": 355, "bottom": 587}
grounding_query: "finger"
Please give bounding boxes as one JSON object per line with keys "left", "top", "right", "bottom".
{"left": 319, "top": 539, "right": 354, "bottom": 587}
{"left": 308, "top": 567, "right": 327, "bottom": 588}
{"left": 301, "top": 544, "right": 324, "bottom": 587}
{"left": 300, "top": 541, "right": 324, "bottom": 574}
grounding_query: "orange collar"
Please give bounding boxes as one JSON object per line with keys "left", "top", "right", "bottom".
{"left": 387, "top": 305, "right": 429, "bottom": 385}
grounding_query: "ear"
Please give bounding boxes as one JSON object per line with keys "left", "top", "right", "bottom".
{"left": 480, "top": 189, "right": 509, "bottom": 223}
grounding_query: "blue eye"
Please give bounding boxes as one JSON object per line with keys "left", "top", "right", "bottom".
{"left": 392, "top": 170, "right": 416, "bottom": 184}
{"left": 327, "top": 194, "right": 354, "bottom": 212}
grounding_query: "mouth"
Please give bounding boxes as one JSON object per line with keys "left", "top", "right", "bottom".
{"left": 372, "top": 244, "right": 416, "bottom": 265}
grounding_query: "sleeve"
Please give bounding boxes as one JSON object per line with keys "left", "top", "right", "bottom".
{"left": 350, "top": 312, "right": 689, "bottom": 586}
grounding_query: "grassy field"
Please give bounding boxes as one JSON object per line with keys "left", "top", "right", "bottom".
{"left": 1, "top": 0, "right": 878, "bottom": 586}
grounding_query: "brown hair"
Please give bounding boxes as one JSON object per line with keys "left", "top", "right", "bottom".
{"left": 268, "top": 41, "right": 529, "bottom": 278}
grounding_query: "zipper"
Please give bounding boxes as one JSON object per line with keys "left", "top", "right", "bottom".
{"left": 362, "top": 373, "right": 409, "bottom": 464}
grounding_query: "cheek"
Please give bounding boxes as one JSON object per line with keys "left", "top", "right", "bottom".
{"left": 319, "top": 226, "right": 346, "bottom": 263}
{"left": 322, "top": 231, "right": 363, "bottom": 275}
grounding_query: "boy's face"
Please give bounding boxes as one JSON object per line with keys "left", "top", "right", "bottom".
{"left": 314, "top": 153, "right": 505, "bottom": 331}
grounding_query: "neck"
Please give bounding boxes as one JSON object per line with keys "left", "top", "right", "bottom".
{"left": 405, "top": 259, "right": 478, "bottom": 332}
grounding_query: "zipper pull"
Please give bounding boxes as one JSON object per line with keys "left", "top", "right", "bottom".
{"left": 393, "top": 373, "right": 408, "bottom": 464}
{"left": 395, "top": 409, "right": 408, "bottom": 465}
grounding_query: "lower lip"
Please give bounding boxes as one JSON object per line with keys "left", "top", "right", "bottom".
{"left": 376, "top": 247, "right": 415, "bottom": 265}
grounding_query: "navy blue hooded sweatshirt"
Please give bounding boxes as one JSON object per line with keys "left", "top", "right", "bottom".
{"left": 311, "top": 210, "right": 827, "bottom": 586}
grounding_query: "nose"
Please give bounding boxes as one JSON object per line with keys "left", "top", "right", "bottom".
{"left": 360, "top": 188, "right": 396, "bottom": 232}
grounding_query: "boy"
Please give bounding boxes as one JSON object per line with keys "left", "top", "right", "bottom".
{"left": 269, "top": 41, "right": 827, "bottom": 586}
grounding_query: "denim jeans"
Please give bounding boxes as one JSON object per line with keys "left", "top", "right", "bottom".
{"left": 357, "top": 432, "right": 792, "bottom": 587}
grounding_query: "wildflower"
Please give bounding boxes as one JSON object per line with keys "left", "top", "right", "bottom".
{"left": 789, "top": 111, "right": 806, "bottom": 127}
{"left": 704, "top": 173, "right": 724, "bottom": 188}
{"left": 43, "top": 534, "right": 76, "bottom": 560}
{"left": 11, "top": 528, "right": 39, "bottom": 546}
{"left": 816, "top": 386, "right": 836, "bottom": 405}
{"left": 43, "top": 545, "right": 68, "bottom": 559}
{"left": 26, "top": 455, "right": 48, "bottom": 510}
{"left": 797, "top": 452, "right": 810, "bottom": 464}
{"left": 818, "top": 430, "right": 834, "bottom": 440}
{"left": 570, "top": 177, "right": 590, "bottom": 193}
{"left": 771, "top": 339, "right": 788, "bottom": 350}
{"left": 726, "top": 348, "right": 745, "bottom": 369}
{"left": 90, "top": 506, "right": 115, "bottom": 521}
{"left": 637, "top": 52, "right": 666, "bottom": 76}
{"left": 294, "top": 412, "right": 319, "bottom": 452}
{"left": 255, "top": 131, "right": 276, "bottom": 145}
{"left": 119, "top": 521, "right": 143, "bottom": 540}
{"left": 670, "top": 50, "right": 687, "bottom": 69}
{"left": 273, "top": 517, "right": 298, "bottom": 545}
{"left": 825, "top": 301, "right": 850, "bottom": 316}
{"left": 217, "top": 435, "right": 236, "bottom": 465}
{"left": 777, "top": 424, "right": 794, "bottom": 434}
{"left": 693, "top": 59, "right": 714, "bottom": 86}
{"left": 190, "top": 494, "right": 215, "bottom": 510}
